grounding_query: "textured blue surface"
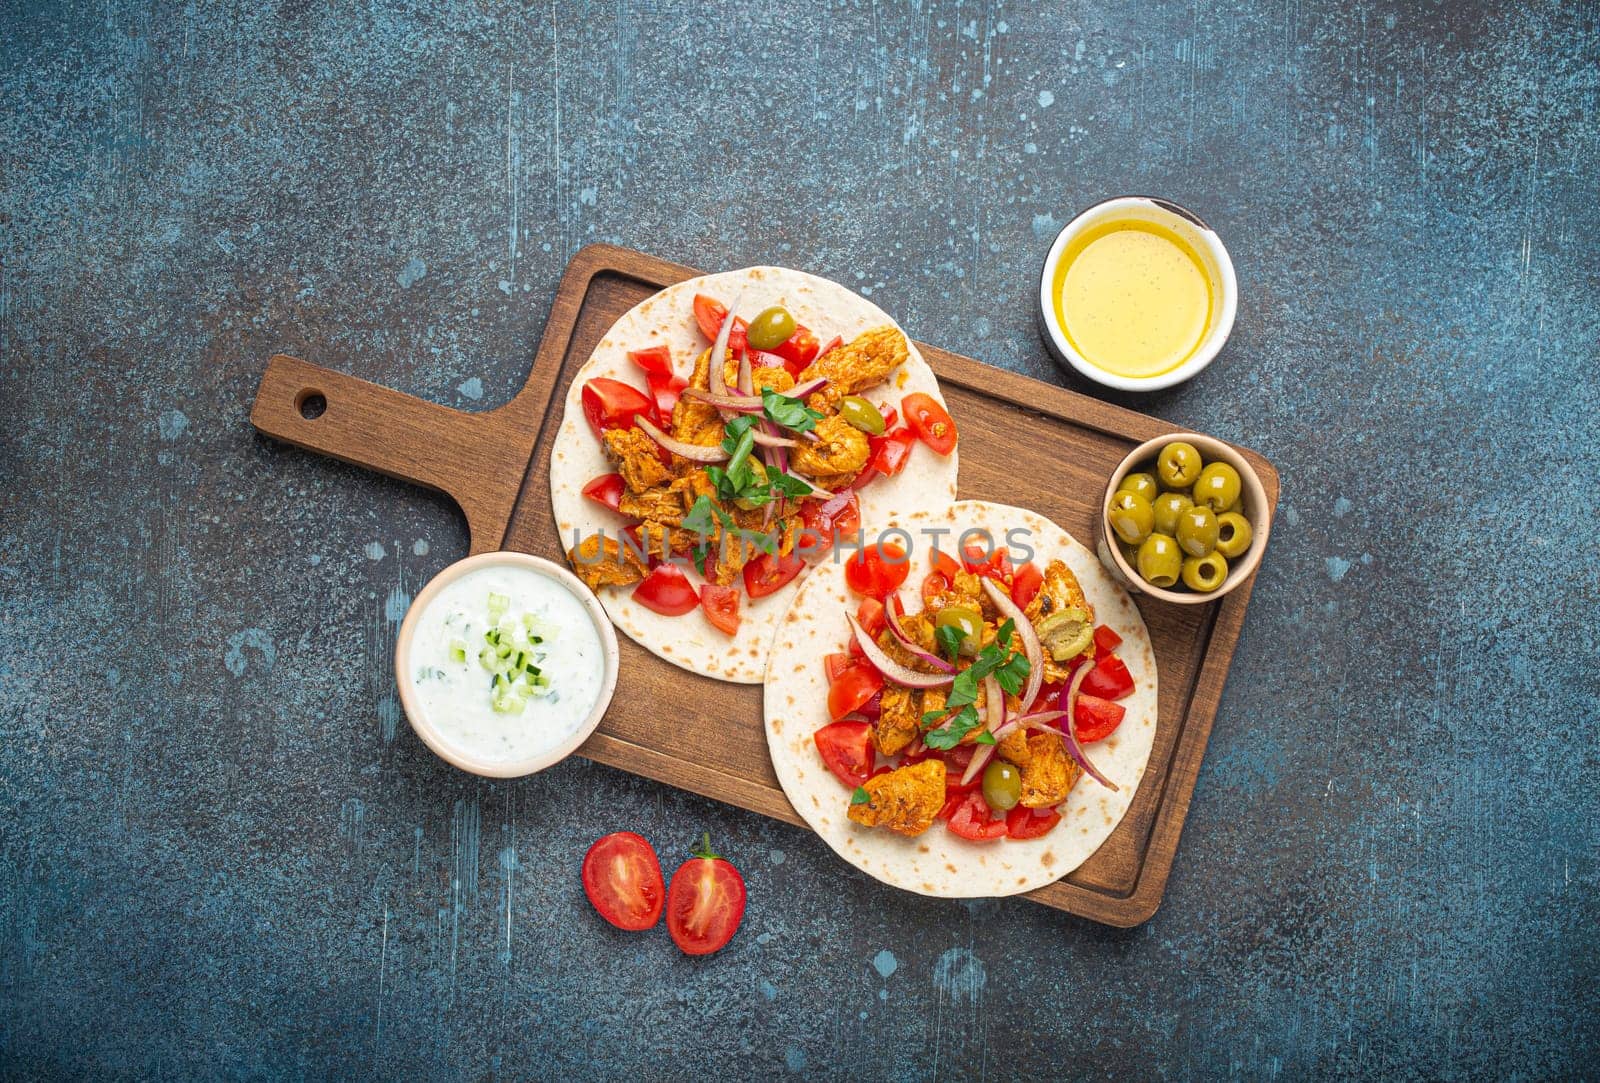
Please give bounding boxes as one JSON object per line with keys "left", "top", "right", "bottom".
{"left": 2, "top": 1, "right": 1597, "bottom": 1078}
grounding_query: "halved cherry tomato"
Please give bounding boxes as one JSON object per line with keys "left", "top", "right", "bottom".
{"left": 813, "top": 720, "right": 873, "bottom": 788}
{"left": 1075, "top": 694, "right": 1127, "bottom": 743}
{"left": 930, "top": 549, "right": 961, "bottom": 580}
{"left": 632, "top": 564, "right": 699, "bottom": 616}
{"left": 844, "top": 542, "right": 910, "bottom": 600}
{"left": 582, "top": 377, "right": 658, "bottom": 436}
{"left": 1081, "top": 655, "right": 1134, "bottom": 701}
{"left": 1005, "top": 806, "right": 1062, "bottom": 840}
{"left": 647, "top": 371, "right": 687, "bottom": 418}
{"left": 627, "top": 345, "right": 674, "bottom": 379}
{"left": 691, "top": 294, "right": 748, "bottom": 354}
{"left": 823, "top": 652, "right": 852, "bottom": 683}
{"left": 1094, "top": 625, "right": 1123, "bottom": 654}
{"left": 581, "top": 473, "right": 625, "bottom": 511}
{"left": 946, "top": 790, "right": 1008, "bottom": 841}
{"left": 827, "top": 660, "right": 883, "bottom": 720}
{"left": 665, "top": 834, "right": 746, "bottom": 956}
{"left": 1010, "top": 562, "right": 1044, "bottom": 609}
{"left": 866, "top": 428, "right": 916, "bottom": 478}
{"left": 901, "top": 392, "right": 957, "bottom": 455}
{"left": 921, "top": 571, "right": 949, "bottom": 605}
{"left": 582, "top": 832, "right": 665, "bottom": 931}
{"left": 699, "top": 583, "right": 741, "bottom": 635}
{"left": 856, "top": 597, "right": 887, "bottom": 639}
{"left": 772, "top": 325, "right": 821, "bottom": 378}
{"left": 743, "top": 549, "right": 805, "bottom": 599}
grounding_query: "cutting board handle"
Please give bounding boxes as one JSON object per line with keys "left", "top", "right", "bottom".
{"left": 250, "top": 354, "right": 534, "bottom": 554}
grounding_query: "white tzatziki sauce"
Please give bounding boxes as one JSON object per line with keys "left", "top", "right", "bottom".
{"left": 407, "top": 565, "right": 605, "bottom": 764}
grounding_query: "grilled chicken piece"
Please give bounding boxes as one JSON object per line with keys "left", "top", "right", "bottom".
{"left": 874, "top": 686, "right": 920, "bottom": 756}
{"left": 847, "top": 759, "right": 945, "bottom": 836}
{"left": 798, "top": 327, "right": 908, "bottom": 414}
{"left": 567, "top": 533, "right": 647, "bottom": 592}
{"left": 603, "top": 427, "right": 673, "bottom": 492}
{"left": 789, "top": 415, "right": 870, "bottom": 482}
{"left": 618, "top": 485, "right": 685, "bottom": 525}
{"left": 1024, "top": 559, "right": 1097, "bottom": 685}
{"left": 996, "top": 730, "right": 1082, "bottom": 808}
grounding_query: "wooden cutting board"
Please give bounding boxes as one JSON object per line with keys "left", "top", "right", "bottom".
{"left": 251, "top": 244, "right": 1278, "bottom": 926}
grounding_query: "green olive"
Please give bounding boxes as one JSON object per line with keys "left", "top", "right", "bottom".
{"left": 1151, "top": 491, "right": 1194, "bottom": 537}
{"left": 1117, "top": 471, "right": 1160, "bottom": 502}
{"left": 1215, "top": 511, "right": 1253, "bottom": 558}
{"left": 839, "top": 395, "right": 886, "bottom": 435}
{"left": 1193, "top": 461, "right": 1242, "bottom": 513}
{"left": 1156, "top": 441, "right": 1203, "bottom": 489}
{"left": 1107, "top": 490, "right": 1155, "bottom": 545}
{"left": 981, "top": 760, "right": 1022, "bottom": 811}
{"left": 934, "top": 605, "right": 984, "bottom": 655}
{"left": 746, "top": 306, "right": 797, "bottom": 351}
{"left": 1136, "top": 533, "right": 1183, "bottom": 588}
{"left": 1175, "top": 505, "right": 1219, "bottom": 557}
{"left": 1181, "top": 552, "right": 1229, "bottom": 592}
{"left": 732, "top": 461, "right": 770, "bottom": 510}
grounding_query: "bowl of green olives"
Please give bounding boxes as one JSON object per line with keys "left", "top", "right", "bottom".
{"left": 1097, "top": 434, "right": 1270, "bottom": 604}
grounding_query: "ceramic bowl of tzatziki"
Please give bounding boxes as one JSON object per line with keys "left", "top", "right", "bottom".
{"left": 395, "top": 551, "right": 619, "bottom": 778}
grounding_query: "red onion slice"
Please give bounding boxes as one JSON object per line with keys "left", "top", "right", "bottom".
{"left": 750, "top": 429, "right": 798, "bottom": 449}
{"left": 847, "top": 612, "right": 953, "bottom": 689}
{"left": 988, "top": 709, "right": 1066, "bottom": 744}
{"left": 788, "top": 376, "right": 828, "bottom": 399}
{"left": 737, "top": 348, "right": 754, "bottom": 397}
{"left": 981, "top": 577, "right": 1043, "bottom": 713}
{"left": 959, "top": 674, "right": 1006, "bottom": 785}
{"left": 680, "top": 388, "right": 763, "bottom": 411}
{"left": 1058, "top": 667, "right": 1118, "bottom": 791}
{"left": 633, "top": 416, "right": 729, "bottom": 462}
{"left": 708, "top": 302, "right": 738, "bottom": 402}
{"left": 884, "top": 598, "right": 955, "bottom": 674}
{"left": 961, "top": 743, "right": 995, "bottom": 787}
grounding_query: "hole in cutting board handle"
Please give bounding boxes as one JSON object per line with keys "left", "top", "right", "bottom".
{"left": 296, "top": 390, "right": 327, "bottom": 420}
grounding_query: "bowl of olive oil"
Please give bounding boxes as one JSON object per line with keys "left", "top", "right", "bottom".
{"left": 1038, "top": 196, "right": 1237, "bottom": 391}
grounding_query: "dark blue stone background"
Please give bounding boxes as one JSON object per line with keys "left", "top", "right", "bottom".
{"left": 2, "top": 1, "right": 1595, "bottom": 1078}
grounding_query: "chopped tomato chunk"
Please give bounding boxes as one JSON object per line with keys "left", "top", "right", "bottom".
{"left": 1005, "top": 806, "right": 1062, "bottom": 839}
{"left": 691, "top": 294, "right": 748, "bottom": 354}
{"left": 1074, "top": 694, "right": 1126, "bottom": 743}
{"left": 699, "top": 583, "right": 741, "bottom": 635}
{"left": 627, "top": 345, "right": 674, "bottom": 379}
{"left": 582, "top": 378, "right": 658, "bottom": 436}
{"left": 772, "top": 325, "right": 821, "bottom": 377}
{"left": 1093, "top": 625, "right": 1123, "bottom": 654}
{"left": 901, "top": 393, "right": 957, "bottom": 455}
{"left": 743, "top": 549, "right": 805, "bottom": 599}
{"left": 827, "top": 661, "right": 883, "bottom": 721}
{"left": 946, "top": 791, "right": 1007, "bottom": 841}
{"left": 1010, "top": 562, "right": 1044, "bottom": 608}
{"left": 581, "top": 473, "right": 625, "bottom": 511}
{"left": 813, "top": 720, "right": 873, "bottom": 788}
{"left": 1080, "top": 655, "right": 1134, "bottom": 701}
{"left": 866, "top": 428, "right": 916, "bottom": 478}
{"left": 631, "top": 564, "right": 698, "bottom": 616}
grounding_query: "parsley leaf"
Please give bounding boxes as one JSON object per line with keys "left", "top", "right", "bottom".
{"left": 923, "top": 706, "right": 981, "bottom": 749}
{"left": 762, "top": 387, "right": 824, "bottom": 434}
{"left": 681, "top": 494, "right": 726, "bottom": 538}
{"left": 974, "top": 730, "right": 997, "bottom": 746}
{"left": 850, "top": 786, "right": 871, "bottom": 805}
{"left": 919, "top": 621, "right": 1033, "bottom": 748}
{"left": 769, "top": 471, "right": 814, "bottom": 498}
{"left": 936, "top": 624, "right": 964, "bottom": 664}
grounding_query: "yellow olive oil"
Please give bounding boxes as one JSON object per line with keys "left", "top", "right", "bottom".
{"left": 1052, "top": 219, "right": 1214, "bottom": 379}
